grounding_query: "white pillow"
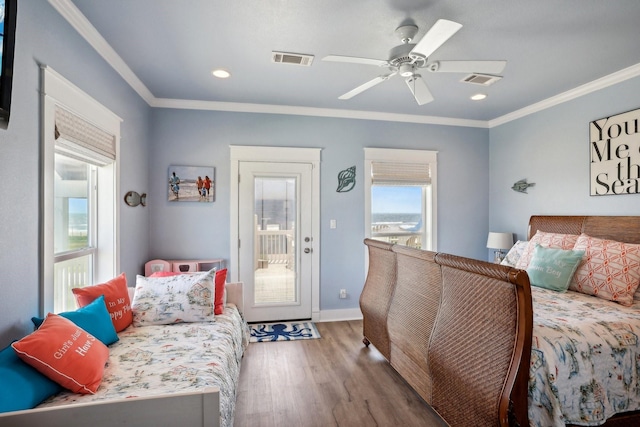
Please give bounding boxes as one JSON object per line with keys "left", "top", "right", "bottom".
{"left": 132, "top": 269, "right": 215, "bottom": 326}
{"left": 500, "top": 240, "right": 528, "bottom": 267}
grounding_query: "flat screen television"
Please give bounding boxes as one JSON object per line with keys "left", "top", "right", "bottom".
{"left": 0, "top": 0, "right": 16, "bottom": 130}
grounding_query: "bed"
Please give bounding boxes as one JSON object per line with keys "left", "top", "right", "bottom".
{"left": 0, "top": 280, "right": 249, "bottom": 427}
{"left": 360, "top": 215, "right": 640, "bottom": 427}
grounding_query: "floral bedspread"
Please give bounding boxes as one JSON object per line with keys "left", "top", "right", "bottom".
{"left": 529, "top": 287, "right": 640, "bottom": 426}
{"left": 39, "top": 304, "right": 249, "bottom": 427}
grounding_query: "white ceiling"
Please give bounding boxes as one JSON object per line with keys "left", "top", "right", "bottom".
{"left": 60, "top": 0, "right": 640, "bottom": 126}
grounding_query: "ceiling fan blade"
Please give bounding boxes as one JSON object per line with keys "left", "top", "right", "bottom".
{"left": 411, "top": 19, "right": 463, "bottom": 59}
{"left": 429, "top": 60, "right": 507, "bottom": 74}
{"left": 322, "top": 55, "right": 388, "bottom": 67}
{"left": 338, "top": 73, "right": 396, "bottom": 100}
{"left": 405, "top": 75, "right": 434, "bottom": 105}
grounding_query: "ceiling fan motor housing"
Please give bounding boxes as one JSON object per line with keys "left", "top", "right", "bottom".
{"left": 388, "top": 44, "right": 426, "bottom": 68}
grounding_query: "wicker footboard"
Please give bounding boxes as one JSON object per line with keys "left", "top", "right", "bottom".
{"left": 360, "top": 239, "right": 532, "bottom": 427}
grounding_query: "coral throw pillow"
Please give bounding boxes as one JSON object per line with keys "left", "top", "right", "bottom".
{"left": 31, "top": 295, "right": 118, "bottom": 346}
{"left": 12, "top": 314, "right": 109, "bottom": 394}
{"left": 569, "top": 234, "right": 640, "bottom": 306}
{"left": 215, "top": 268, "right": 227, "bottom": 315}
{"left": 72, "top": 273, "right": 132, "bottom": 332}
{"left": 515, "top": 231, "right": 579, "bottom": 270}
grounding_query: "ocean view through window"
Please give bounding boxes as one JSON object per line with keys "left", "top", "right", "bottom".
{"left": 365, "top": 148, "right": 437, "bottom": 252}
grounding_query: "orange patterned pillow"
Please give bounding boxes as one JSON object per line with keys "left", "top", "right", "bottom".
{"left": 72, "top": 273, "right": 132, "bottom": 332}
{"left": 569, "top": 234, "right": 640, "bottom": 306}
{"left": 12, "top": 314, "right": 109, "bottom": 394}
{"left": 515, "top": 231, "right": 579, "bottom": 270}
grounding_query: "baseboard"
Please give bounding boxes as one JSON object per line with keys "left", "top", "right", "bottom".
{"left": 314, "top": 307, "right": 363, "bottom": 323}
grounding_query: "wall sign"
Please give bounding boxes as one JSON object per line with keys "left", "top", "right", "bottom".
{"left": 590, "top": 107, "right": 640, "bottom": 196}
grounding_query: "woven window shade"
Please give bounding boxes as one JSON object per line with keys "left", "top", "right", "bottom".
{"left": 54, "top": 107, "right": 116, "bottom": 166}
{"left": 371, "top": 161, "right": 431, "bottom": 185}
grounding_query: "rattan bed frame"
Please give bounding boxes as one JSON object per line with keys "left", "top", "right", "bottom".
{"left": 361, "top": 215, "right": 640, "bottom": 427}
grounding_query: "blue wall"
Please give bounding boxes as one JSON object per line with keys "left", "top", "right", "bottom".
{"left": 0, "top": 0, "right": 151, "bottom": 347}
{"left": 147, "top": 109, "right": 490, "bottom": 311}
{"left": 489, "top": 75, "right": 640, "bottom": 241}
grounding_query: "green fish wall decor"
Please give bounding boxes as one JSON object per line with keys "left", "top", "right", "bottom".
{"left": 512, "top": 179, "right": 535, "bottom": 193}
{"left": 337, "top": 166, "right": 356, "bottom": 192}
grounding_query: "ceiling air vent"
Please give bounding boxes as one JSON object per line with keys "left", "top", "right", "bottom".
{"left": 272, "top": 51, "right": 314, "bottom": 67}
{"left": 461, "top": 73, "right": 502, "bottom": 86}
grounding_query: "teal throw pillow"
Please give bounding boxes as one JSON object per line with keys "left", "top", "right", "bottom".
{"left": 31, "top": 295, "right": 119, "bottom": 345}
{"left": 526, "top": 244, "right": 585, "bottom": 292}
{"left": 0, "top": 344, "right": 62, "bottom": 413}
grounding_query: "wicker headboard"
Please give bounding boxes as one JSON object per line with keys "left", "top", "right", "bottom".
{"left": 528, "top": 215, "right": 640, "bottom": 245}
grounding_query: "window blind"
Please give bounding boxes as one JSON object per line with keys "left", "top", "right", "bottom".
{"left": 54, "top": 107, "right": 116, "bottom": 166}
{"left": 371, "top": 161, "right": 431, "bottom": 185}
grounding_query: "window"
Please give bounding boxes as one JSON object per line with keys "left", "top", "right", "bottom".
{"left": 42, "top": 67, "right": 121, "bottom": 314}
{"left": 364, "top": 148, "right": 437, "bottom": 251}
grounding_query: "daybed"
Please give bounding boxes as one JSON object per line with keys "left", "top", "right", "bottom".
{"left": 360, "top": 215, "right": 640, "bottom": 427}
{"left": 0, "top": 276, "right": 249, "bottom": 427}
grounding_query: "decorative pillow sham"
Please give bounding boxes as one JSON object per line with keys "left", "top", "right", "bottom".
{"left": 12, "top": 314, "right": 110, "bottom": 394}
{"left": 132, "top": 269, "right": 216, "bottom": 326}
{"left": 214, "top": 268, "right": 228, "bottom": 315}
{"left": 500, "top": 240, "right": 528, "bottom": 267}
{"left": 515, "top": 231, "right": 580, "bottom": 270}
{"left": 0, "top": 344, "right": 62, "bottom": 413}
{"left": 526, "top": 244, "right": 585, "bottom": 292}
{"left": 72, "top": 273, "right": 132, "bottom": 332}
{"left": 569, "top": 234, "right": 640, "bottom": 306}
{"left": 31, "top": 295, "right": 118, "bottom": 346}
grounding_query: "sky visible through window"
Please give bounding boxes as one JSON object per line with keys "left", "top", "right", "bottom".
{"left": 372, "top": 186, "right": 421, "bottom": 214}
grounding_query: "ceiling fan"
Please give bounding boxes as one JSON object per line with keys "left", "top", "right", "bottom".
{"left": 322, "top": 19, "right": 506, "bottom": 105}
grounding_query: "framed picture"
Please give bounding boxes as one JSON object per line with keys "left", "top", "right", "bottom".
{"left": 168, "top": 165, "right": 215, "bottom": 202}
{"left": 590, "top": 107, "right": 640, "bottom": 196}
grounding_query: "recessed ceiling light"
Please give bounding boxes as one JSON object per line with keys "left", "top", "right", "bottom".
{"left": 470, "top": 93, "right": 487, "bottom": 101}
{"left": 212, "top": 69, "right": 231, "bottom": 79}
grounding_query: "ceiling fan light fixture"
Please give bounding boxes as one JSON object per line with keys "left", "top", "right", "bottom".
{"left": 399, "top": 64, "right": 414, "bottom": 77}
{"left": 212, "top": 69, "right": 231, "bottom": 79}
{"left": 470, "top": 93, "right": 487, "bottom": 101}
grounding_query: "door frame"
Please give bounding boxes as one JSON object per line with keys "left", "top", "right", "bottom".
{"left": 230, "top": 146, "right": 321, "bottom": 321}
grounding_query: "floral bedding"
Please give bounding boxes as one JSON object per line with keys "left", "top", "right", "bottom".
{"left": 38, "top": 304, "right": 249, "bottom": 427}
{"left": 529, "top": 287, "right": 640, "bottom": 426}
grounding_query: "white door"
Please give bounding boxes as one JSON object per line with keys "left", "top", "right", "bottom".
{"left": 238, "top": 161, "right": 313, "bottom": 322}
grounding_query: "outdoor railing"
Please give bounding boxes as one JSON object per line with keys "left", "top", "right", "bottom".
{"left": 53, "top": 255, "right": 91, "bottom": 312}
{"left": 255, "top": 229, "right": 294, "bottom": 269}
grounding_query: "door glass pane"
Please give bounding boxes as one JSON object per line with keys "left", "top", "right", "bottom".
{"left": 54, "top": 154, "right": 90, "bottom": 254}
{"left": 254, "top": 177, "right": 297, "bottom": 304}
{"left": 371, "top": 185, "right": 423, "bottom": 248}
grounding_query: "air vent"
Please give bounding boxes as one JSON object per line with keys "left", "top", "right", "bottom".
{"left": 461, "top": 73, "right": 502, "bottom": 86}
{"left": 272, "top": 51, "right": 314, "bottom": 67}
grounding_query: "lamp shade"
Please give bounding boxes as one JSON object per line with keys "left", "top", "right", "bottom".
{"left": 486, "top": 232, "right": 514, "bottom": 250}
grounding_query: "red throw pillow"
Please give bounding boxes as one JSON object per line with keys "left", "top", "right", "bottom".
{"left": 72, "top": 273, "right": 132, "bottom": 332}
{"left": 214, "top": 269, "right": 227, "bottom": 315}
{"left": 12, "top": 314, "right": 109, "bottom": 394}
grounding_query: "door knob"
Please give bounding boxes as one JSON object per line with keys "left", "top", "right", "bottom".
{"left": 304, "top": 248, "right": 312, "bottom": 254}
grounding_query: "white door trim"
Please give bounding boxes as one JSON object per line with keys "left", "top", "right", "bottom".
{"left": 230, "top": 146, "right": 321, "bottom": 321}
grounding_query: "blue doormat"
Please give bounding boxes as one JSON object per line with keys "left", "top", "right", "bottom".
{"left": 249, "top": 322, "right": 321, "bottom": 342}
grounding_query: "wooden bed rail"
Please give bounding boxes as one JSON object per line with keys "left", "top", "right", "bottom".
{"left": 361, "top": 239, "right": 532, "bottom": 427}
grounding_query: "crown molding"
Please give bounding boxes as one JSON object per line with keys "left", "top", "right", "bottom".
{"left": 489, "top": 63, "right": 640, "bottom": 128}
{"left": 150, "top": 97, "right": 488, "bottom": 128}
{"left": 48, "top": 0, "right": 155, "bottom": 104}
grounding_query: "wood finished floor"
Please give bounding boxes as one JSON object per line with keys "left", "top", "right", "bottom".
{"left": 234, "top": 320, "right": 448, "bottom": 427}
